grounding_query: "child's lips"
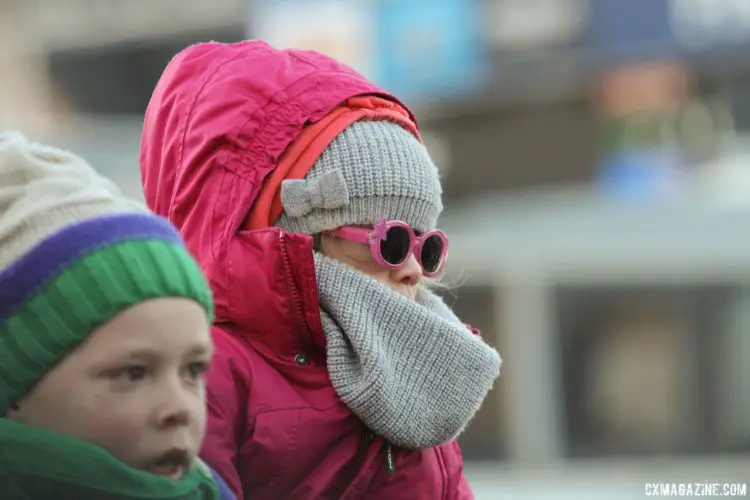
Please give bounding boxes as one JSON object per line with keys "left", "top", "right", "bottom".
{"left": 149, "top": 464, "right": 186, "bottom": 480}
{"left": 147, "top": 447, "right": 191, "bottom": 479}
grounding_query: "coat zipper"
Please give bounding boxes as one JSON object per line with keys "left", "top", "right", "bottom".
{"left": 368, "top": 431, "right": 397, "bottom": 475}
{"left": 383, "top": 441, "right": 396, "bottom": 475}
{"left": 278, "top": 232, "right": 315, "bottom": 346}
{"left": 434, "top": 446, "right": 448, "bottom": 500}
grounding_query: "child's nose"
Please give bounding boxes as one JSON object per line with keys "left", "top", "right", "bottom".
{"left": 389, "top": 253, "right": 422, "bottom": 286}
{"left": 154, "top": 387, "right": 195, "bottom": 428}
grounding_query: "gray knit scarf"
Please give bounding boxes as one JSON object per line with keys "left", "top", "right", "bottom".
{"left": 314, "top": 253, "right": 502, "bottom": 450}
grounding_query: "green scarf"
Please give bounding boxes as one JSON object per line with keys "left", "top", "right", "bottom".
{"left": 0, "top": 419, "right": 221, "bottom": 500}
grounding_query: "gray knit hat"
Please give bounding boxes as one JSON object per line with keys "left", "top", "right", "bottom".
{"left": 275, "top": 120, "right": 443, "bottom": 234}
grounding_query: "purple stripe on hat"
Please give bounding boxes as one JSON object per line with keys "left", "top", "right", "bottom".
{"left": 0, "top": 213, "right": 185, "bottom": 323}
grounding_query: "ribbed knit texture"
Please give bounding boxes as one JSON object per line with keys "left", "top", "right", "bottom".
{"left": 0, "top": 131, "right": 213, "bottom": 415}
{"left": 275, "top": 120, "right": 443, "bottom": 235}
{"left": 0, "top": 419, "right": 223, "bottom": 500}
{"left": 314, "top": 253, "right": 502, "bottom": 449}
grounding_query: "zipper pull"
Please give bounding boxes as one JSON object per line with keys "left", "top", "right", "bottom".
{"left": 383, "top": 441, "right": 396, "bottom": 475}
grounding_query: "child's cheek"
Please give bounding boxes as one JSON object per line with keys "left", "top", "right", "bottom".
{"left": 79, "top": 396, "right": 150, "bottom": 464}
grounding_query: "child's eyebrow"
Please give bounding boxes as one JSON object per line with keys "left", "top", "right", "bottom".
{"left": 118, "top": 344, "right": 213, "bottom": 361}
{"left": 184, "top": 344, "right": 214, "bottom": 358}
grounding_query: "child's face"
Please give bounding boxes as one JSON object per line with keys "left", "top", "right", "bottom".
{"left": 7, "top": 297, "right": 212, "bottom": 479}
{"left": 320, "top": 233, "right": 422, "bottom": 301}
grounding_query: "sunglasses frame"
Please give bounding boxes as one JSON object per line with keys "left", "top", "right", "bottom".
{"left": 333, "top": 218, "right": 449, "bottom": 278}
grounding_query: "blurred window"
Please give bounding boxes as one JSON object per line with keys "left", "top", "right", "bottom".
{"left": 556, "top": 285, "right": 750, "bottom": 457}
{"left": 47, "top": 29, "right": 243, "bottom": 114}
{"left": 449, "top": 285, "right": 508, "bottom": 462}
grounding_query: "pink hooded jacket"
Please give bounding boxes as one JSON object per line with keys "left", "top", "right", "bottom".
{"left": 140, "top": 40, "right": 474, "bottom": 500}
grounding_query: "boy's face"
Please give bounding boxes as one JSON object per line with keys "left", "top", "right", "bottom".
{"left": 7, "top": 297, "right": 212, "bottom": 479}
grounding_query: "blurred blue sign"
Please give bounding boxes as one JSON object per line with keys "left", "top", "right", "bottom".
{"left": 596, "top": 148, "right": 688, "bottom": 202}
{"left": 588, "top": 0, "right": 673, "bottom": 60}
{"left": 589, "top": 0, "right": 750, "bottom": 64}
{"left": 372, "top": 0, "right": 488, "bottom": 102}
{"left": 248, "top": 0, "right": 489, "bottom": 104}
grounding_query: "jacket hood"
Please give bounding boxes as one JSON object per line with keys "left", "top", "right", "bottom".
{"left": 140, "top": 41, "right": 417, "bottom": 356}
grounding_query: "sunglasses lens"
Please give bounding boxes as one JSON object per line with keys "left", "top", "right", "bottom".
{"left": 379, "top": 226, "right": 411, "bottom": 266}
{"left": 421, "top": 234, "right": 445, "bottom": 274}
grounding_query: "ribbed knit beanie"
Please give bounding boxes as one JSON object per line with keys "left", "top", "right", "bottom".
{"left": 275, "top": 120, "right": 443, "bottom": 234}
{"left": 0, "top": 131, "right": 213, "bottom": 415}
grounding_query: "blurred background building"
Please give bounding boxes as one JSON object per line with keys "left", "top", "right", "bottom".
{"left": 2, "top": 0, "right": 749, "bottom": 497}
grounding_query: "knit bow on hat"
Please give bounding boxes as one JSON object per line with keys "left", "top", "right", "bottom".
{"left": 280, "top": 169, "right": 350, "bottom": 218}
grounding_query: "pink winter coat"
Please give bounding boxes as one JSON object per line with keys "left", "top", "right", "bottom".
{"left": 140, "top": 40, "right": 475, "bottom": 500}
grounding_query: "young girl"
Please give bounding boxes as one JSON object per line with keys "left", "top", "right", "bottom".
{"left": 141, "top": 40, "right": 502, "bottom": 499}
{"left": 0, "top": 132, "right": 233, "bottom": 500}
